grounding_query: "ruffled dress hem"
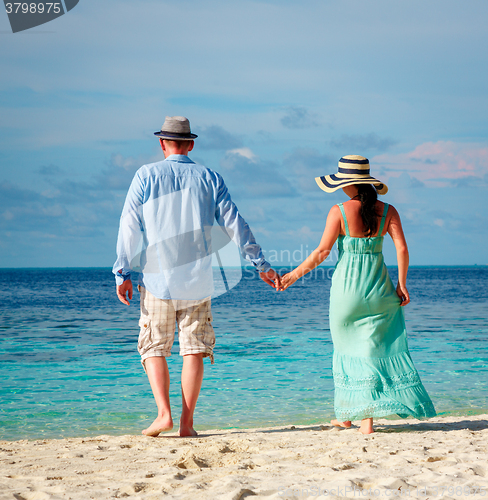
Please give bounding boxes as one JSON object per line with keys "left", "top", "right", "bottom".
{"left": 334, "top": 399, "right": 437, "bottom": 421}
{"left": 333, "top": 350, "right": 437, "bottom": 421}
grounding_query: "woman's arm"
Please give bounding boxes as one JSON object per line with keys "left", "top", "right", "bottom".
{"left": 280, "top": 205, "right": 342, "bottom": 290}
{"left": 388, "top": 205, "right": 410, "bottom": 306}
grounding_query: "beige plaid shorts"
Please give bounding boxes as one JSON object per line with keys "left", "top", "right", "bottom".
{"left": 137, "top": 286, "right": 215, "bottom": 366}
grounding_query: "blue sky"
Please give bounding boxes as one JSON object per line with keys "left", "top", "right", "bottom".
{"left": 1, "top": 0, "right": 487, "bottom": 268}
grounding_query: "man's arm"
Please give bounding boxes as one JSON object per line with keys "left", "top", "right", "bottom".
{"left": 113, "top": 170, "right": 146, "bottom": 305}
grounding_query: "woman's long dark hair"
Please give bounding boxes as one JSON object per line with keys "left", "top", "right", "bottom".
{"left": 355, "top": 184, "right": 380, "bottom": 237}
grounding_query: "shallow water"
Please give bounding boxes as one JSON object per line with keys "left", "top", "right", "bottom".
{"left": 0, "top": 267, "right": 487, "bottom": 440}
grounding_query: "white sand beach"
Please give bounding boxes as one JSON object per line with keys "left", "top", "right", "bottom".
{"left": 1, "top": 414, "right": 487, "bottom": 500}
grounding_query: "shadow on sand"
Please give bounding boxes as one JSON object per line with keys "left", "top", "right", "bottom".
{"left": 149, "top": 416, "right": 488, "bottom": 439}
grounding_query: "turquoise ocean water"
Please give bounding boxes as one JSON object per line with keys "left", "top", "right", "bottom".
{"left": 0, "top": 267, "right": 487, "bottom": 441}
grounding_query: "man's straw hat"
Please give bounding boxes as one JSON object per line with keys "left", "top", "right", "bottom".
{"left": 154, "top": 116, "right": 198, "bottom": 140}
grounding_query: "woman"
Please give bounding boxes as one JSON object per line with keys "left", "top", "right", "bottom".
{"left": 280, "top": 155, "right": 436, "bottom": 434}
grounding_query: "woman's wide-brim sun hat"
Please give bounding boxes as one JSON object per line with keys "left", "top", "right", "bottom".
{"left": 315, "top": 155, "right": 388, "bottom": 195}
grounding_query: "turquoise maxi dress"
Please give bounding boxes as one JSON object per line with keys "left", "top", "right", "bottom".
{"left": 329, "top": 202, "right": 436, "bottom": 421}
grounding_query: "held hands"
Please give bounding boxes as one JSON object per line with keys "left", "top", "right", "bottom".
{"left": 396, "top": 282, "right": 410, "bottom": 306}
{"left": 117, "top": 279, "right": 133, "bottom": 305}
{"left": 260, "top": 270, "right": 299, "bottom": 291}
{"left": 259, "top": 269, "right": 282, "bottom": 290}
{"left": 278, "top": 272, "right": 299, "bottom": 291}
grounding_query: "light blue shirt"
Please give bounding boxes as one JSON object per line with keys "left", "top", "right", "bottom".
{"left": 113, "top": 154, "right": 270, "bottom": 299}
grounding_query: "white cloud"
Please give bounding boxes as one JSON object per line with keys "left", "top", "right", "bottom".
{"left": 226, "top": 148, "right": 257, "bottom": 162}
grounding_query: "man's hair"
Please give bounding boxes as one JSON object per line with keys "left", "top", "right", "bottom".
{"left": 163, "top": 139, "right": 190, "bottom": 148}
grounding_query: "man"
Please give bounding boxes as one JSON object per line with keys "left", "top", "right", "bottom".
{"left": 113, "top": 116, "right": 280, "bottom": 437}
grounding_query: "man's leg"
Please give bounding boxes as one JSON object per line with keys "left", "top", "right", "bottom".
{"left": 142, "top": 356, "right": 174, "bottom": 437}
{"left": 179, "top": 353, "right": 204, "bottom": 437}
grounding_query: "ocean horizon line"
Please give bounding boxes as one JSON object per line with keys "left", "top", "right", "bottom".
{"left": 1, "top": 264, "right": 487, "bottom": 271}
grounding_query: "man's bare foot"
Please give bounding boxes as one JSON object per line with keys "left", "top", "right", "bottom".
{"left": 142, "top": 416, "right": 173, "bottom": 437}
{"left": 179, "top": 425, "right": 198, "bottom": 437}
{"left": 331, "top": 419, "right": 352, "bottom": 428}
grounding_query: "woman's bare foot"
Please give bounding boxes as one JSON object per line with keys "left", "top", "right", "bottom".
{"left": 331, "top": 419, "right": 352, "bottom": 428}
{"left": 359, "top": 418, "right": 374, "bottom": 434}
{"left": 142, "top": 415, "right": 173, "bottom": 437}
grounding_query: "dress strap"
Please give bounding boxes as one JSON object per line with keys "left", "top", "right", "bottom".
{"left": 377, "top": 203, "right": 389, "bottom": 236}
{"left": 337, "top": 203, "right": 350, "bottom": 237}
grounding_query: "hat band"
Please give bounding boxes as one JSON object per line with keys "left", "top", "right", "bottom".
{"left": 157, "top": 131, "right": 194, "bottom": 138}
{"left": 338, "top": 166, "right": 370, "bottom": 175}
{"left": 319, "top": 176, "right": 383, "bottom": 191}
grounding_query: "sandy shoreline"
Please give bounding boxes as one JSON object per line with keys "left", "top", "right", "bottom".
{"left": 1, "top": 414, "right": 487, "bottom": 499}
